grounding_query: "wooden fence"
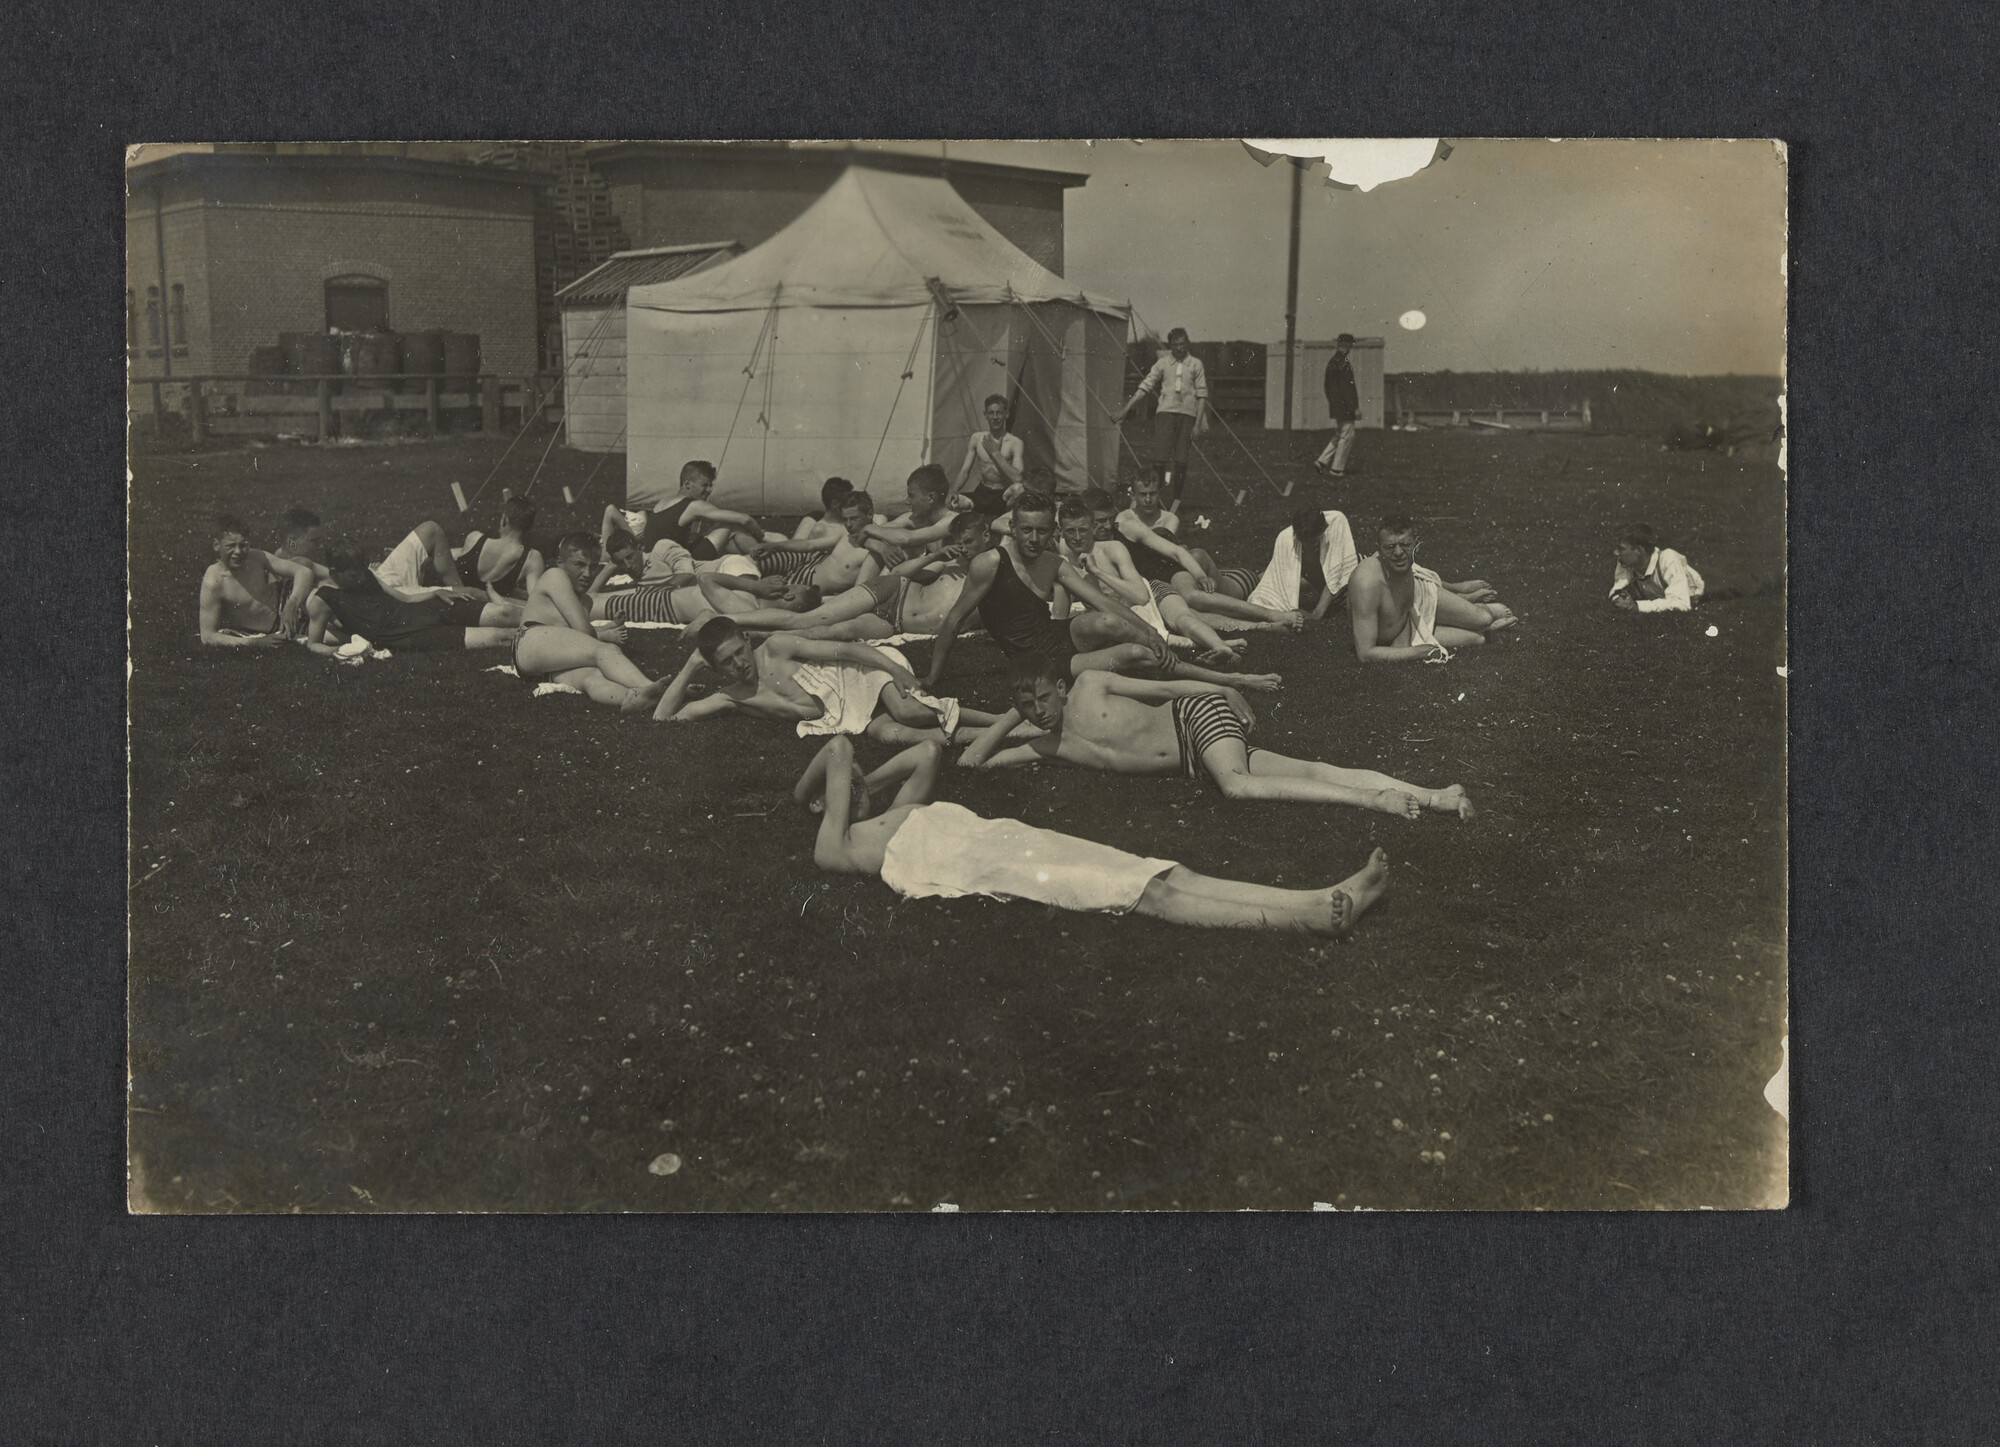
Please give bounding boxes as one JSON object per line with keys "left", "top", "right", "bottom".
{"left": 130, "top": 374, "right": 563, "bottom": 444}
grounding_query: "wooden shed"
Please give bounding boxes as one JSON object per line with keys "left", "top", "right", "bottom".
{"left": 557, "top": 242, "right": 741, "bottom": 453}
{"left": 1264, "top": 337, "right": 1386, "bottom": 431}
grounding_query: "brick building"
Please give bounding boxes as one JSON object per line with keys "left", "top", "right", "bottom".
{"left": 125, "top": 149, "right": 542, "bottom": 402}
{"left": 585, "top": 144, "right": 1084, "bottom": 279}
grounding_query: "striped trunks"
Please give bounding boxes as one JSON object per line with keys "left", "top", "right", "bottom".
{"left": 1171, "top": 692, "right": 1253, "bottom": 780}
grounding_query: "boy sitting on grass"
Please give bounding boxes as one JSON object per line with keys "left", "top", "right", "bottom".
{"left": 800, "top": 735, "right": 1391, "bottom": 937}
{"left": 511, "top": 533, "right": 670, "bottom": 714}
{"left": 1610, "top": 524, "right": 1706, "bottom": 613}
{"left": 199, "top": 513, "right": 319, "bottom": 647}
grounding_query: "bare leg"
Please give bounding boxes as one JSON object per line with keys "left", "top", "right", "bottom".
{"left": 1064, "top": 642, "right": 1279, "bottom": 691}
{"left": 1173, "top": 579, "right": 1303, "bottom": 628}
{"left": 413, "top": 520, "right": 465, "bottom": 588}
{"left": 863, "top": 716, "right": 949, "bottom": 746}
{"left": 1433, "top": 626, "right": 1487, "bottom": 648}
{"left": 460, "top": 626, "right": 519, "bottom": 651}
{"left": 1434, "top": 590, "right": 1516, "bottom": 635}
{"left": 1247, "top": 751, "right": 1475, "bottom": 819}
{"left": 1158, "top": 593, "right": 1245, "bottom": 663}
{"left": 518, "top": 627, "right": 660, "bottom": 696}
{"left": 1132, "top": 850, "right": 1390, "bottom": 936}
{"left": 478, "top": 600, "right": 522, "bottom": 627}
{"left": 1203, "top": 739, "right": 1419, "bottom": 815}
{"left": 1071, "top": 609, "right": 1159, "bottom": 653}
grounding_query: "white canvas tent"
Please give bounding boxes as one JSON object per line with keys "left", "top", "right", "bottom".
{"left": 624, "top": 166, "right": 1132, "bottom": 513}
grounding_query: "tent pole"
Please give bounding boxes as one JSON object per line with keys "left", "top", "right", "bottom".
{"left": 921, "top": 299, "right": 937, "bottom": 464}
{"left": 1283, "top": 160, "right": 1303, "bottom": 436}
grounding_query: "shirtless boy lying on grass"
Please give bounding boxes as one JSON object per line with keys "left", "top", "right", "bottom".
{"left": 589, "top": 532, "right": 820, "bottom": 627}
{"left": 199, "top": 513, "right": 318, "bottom": 646}
{"left": 654, "top": 615, "right": 1012, "bottom": 746}
{"left": 801, "top": 735, "right": 1390, "bottom": 937}
{"left": 1348, "top": 515, "right": 1518, "bottom": 663}
{"left": 700, "top": 512, "right": 990, "bottom": 642}
{"left": 961, "top": 654, "right": 1477, "bottom": 820}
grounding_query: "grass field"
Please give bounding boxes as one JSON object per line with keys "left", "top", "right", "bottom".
{"left": 127, "top": 420, "right": 1788, "bottom": 1212}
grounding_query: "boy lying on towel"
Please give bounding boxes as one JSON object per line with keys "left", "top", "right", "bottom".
{"left": 511, "top": 533, "right": 670, "bottom": 715}
{"left": 653, "top": 615, "right": 1010, "bottom": 745}
{"left": 1347, "top": 515, "right": 1517, "bottom": 664}
{"left": 1609, "top": 524, "right": 1706, "bottom": 612}
{"left": 960, "top": 655, "right": 1475, "bottom": 820}
{"left": 800, "top": 735, "right": 1391, "bottom": 937}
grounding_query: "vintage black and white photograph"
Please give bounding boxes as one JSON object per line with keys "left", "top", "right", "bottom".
{"left": 126, "top": 138, "right": 1787, "bottom": 1212}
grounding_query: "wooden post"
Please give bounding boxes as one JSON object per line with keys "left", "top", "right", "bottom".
{"left": 1582, "top": 398, "right": 1593, "bottom": 429}
{"left": 480, "top": 375, "right": 500, "bottom": 434}
{"left": 426, "top": 376, "right": 441, "bottom": 434}
{"left": 188, "top": 381, "right": 207, "bottom": 444}
{"left": 316, "top": 378, "right": 333, "bottom": 441}
{"left": 1495, "top": 408, "right": 1505, "bottom": 426}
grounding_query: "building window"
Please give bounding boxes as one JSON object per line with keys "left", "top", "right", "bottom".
{"left": 325, "top": 275, "right": 389, "bottom": 333}
{"left": 145, "top": 286, "right": 162, "bottom": 357}
{"left": 169, "top": 283, "right": 188, "bottom": 358}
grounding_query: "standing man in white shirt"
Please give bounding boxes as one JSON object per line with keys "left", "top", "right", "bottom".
{"left": 1114, "top": 327, "right": 1209, "bottom": 511}
{"left": 1609, "top": 525, "right": 1706, "bottom": 613}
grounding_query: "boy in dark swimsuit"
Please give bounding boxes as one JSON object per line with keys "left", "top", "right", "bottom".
{"left": 621, "top": 460, "right": 768, "bottom": 561}
{"left": 305, "top": 541, "right": 521, "bottom": 655}
{"left": 923, "top": 493, "right": 1273, "bottom": 692}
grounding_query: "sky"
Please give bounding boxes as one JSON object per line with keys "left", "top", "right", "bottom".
{"left": 884, "top": 139, "right": 1787, "bottom": 376}
{"left": 132, "top": 139, "right": 1786, "bottom": 376}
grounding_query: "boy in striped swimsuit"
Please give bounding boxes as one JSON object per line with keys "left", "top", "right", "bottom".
{"left": 960, "top": 655, "right": 1477, "bottom": 821}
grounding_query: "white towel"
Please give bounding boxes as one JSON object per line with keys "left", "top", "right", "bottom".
{"left": 483, "top": 663, "right": 581, "bottom": 695}
{"left": 879, "top": 802, "right": 1178, "bottom": 914}
{"left": 1404, "top": 564, "right": 1443, "bottom": 646}
{"left": 790, "top": 644, "right": 959, "bottom": 739}
{"left": 1247, "top": 511, "right": 1359, "bottom": 611}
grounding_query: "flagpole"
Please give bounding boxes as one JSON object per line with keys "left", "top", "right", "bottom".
{"left": 1282, "top": 160, "right": 1303, "bottom": 436}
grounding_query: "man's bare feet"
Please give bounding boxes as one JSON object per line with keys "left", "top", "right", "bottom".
{"left": 1320, "top": 847, "right": 1391, "bottom": 935}
{"left": 1197, "top": 644, "right": 1244, "bottom": 666}
{"left": 1281, "top": 610, "right": 1307, "bottom": 631}
{"left": 1236, "top": 672, "right": 1283, "bottom": 694}
{"left": 1373, "top": 788, "right": 1423, "bottom": 819}
{"left": 1430, "top": 784, "right": 1477, "bottom": 820}
{"left": 1487, "top": 607, "right": 1520, "bottom": 633}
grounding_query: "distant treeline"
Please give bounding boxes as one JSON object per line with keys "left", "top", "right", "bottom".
{"left": 1387, "top": 371, "right": 1784, "bottom": 442}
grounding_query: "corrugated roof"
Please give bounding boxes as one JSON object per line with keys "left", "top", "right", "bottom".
{"left": 557, "top": 243, "right": 741, "bottom": 307}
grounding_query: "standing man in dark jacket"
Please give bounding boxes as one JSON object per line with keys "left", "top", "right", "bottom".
{"left": 1315, "top": 334, "right": 1360, "bottom": 476}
